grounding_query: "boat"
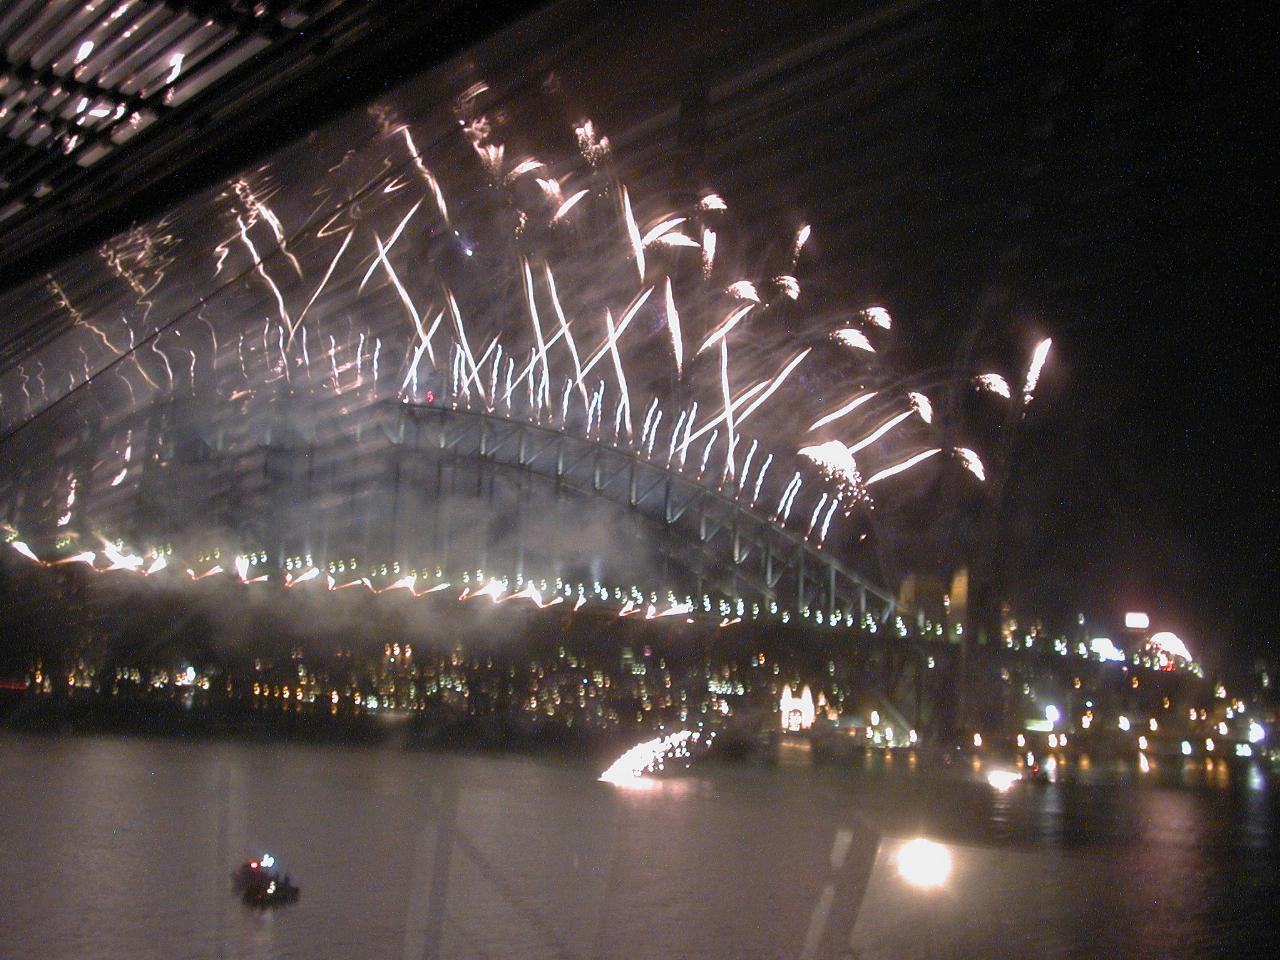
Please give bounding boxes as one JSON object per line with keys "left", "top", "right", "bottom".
{"left": 232, "top": 853, "right": 299, "bottom": 907}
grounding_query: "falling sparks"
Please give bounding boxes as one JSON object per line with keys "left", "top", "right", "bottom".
{"left": 573, "top": 119, "right": 611, "bottom": 165}
{"left": 955, "top": 447, "right": 986, "bottom": 481}
{"left": 792, "top": 224, "right": 811, "bottom": 261}
{"left": 975, "top": 373, "right": 1011, "bottom": 399}
{"left": 908, "top": 392, "right": 933, "bottom": 424}
{"left": 861, "top": 306, "right": 892, "bottom": 330}
{"left": 831, "top": 328, "right": 875, "bottom": 353}
{"left": 799, "top": 440, "right": 860, "bottom": 490}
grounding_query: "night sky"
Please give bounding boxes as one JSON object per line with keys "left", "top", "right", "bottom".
{"left": 935, "top": 3, "right": 1278, "bottom": 665}
{"left": 680, "top": 1, "right": 1279, "bottom": 664}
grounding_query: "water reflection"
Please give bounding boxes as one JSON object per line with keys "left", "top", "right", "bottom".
{"left": 1, "top": 735, "right": 1277, "bottom": 960}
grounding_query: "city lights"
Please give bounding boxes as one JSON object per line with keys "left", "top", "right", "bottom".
{"left": 1090, "top": 637, "right": 1125, "bottom": 662}
{"left": 1149, "top": 631, "right": 1192, "bottom": 661}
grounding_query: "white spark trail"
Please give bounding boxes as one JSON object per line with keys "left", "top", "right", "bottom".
{"left": 719, "top": 340, "right": 736, "bottom": 480}
{"left": 237, "top": 216, "right": 291, "bottom": 334}
{"left": 697, "top": 303, "right": 754, "bottom": 354}
{"left": 544, "top": 263, "right": 589, "bottom": 411}
{"left": 552, "top": 189, "right": 589, "bottom": 222}
{"left": 1023, "top": 337, "right": 1052, "bottom": 406}
{"left": 603, "top": 309, "right": 632, "bottom": 439}
{"left": 621, "top": 186, "right": 645, "bottom": 282}
{"left": 521, "top": 258, "right": 552, "bottom": 410}
{"left": 641, "top": 217, "right": 686, "bottom": 246}
{"left": 664, "top": 277, "right": 683, "bottom": 378}
{"left": 750, "top": 454, "right": 773, "bottom": 506}
{"left": 865, "top": 448, "right": 942, "bottom": 485}
{"left": 849, "top": 410, "right": 914, "bottom": 455}
{"left": 360, "top": 201, "right": 420, "bottom": 291}
{"left": 808, "top": 392, "right": 878, "bottom": 432}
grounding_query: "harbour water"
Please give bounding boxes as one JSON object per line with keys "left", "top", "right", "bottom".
{"left": 1, "top": 733, "right": 1276, "bottom": 959}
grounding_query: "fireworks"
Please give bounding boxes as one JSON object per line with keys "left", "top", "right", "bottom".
{"left": 865, "top": 448, "right": 941, "bottom": 486}
{"left": 599, "top": 729, "right": 703, "bottom": 786}
{"left": 1023, "top": 337, "right": 1053, "bottom": 406}
{"left": 798, "top": 440, "right": 861, "bottom": 491}
{"left": 0, "top": 66, "right": 1037, "bottom": 599}
{"left": 908, "top": 392, "right": 933, "bottom": 424}
{"left": 808, "top": 392, "right": 878, "bottom": 432}
{"left": 861, "top": 306, "right": 892, "bottom": 330}
{"left": 830, "top": 328, "right": 875, "bottom": 353}
{"left": 955, "top": 447, "right": 986, "bottom": 481}
{"left": 663, "top": 277, "right": 683, "bottom": 378}
{"left": 974, "top": 373, "right": 1011, "bottom": 399}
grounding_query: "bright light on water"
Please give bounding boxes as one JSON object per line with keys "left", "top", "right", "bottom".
{"left": 896, "top": 838, "right": 951, "bottom": 889}
{"left": 986, "top": 770, "right": 1020, "bottom": 791}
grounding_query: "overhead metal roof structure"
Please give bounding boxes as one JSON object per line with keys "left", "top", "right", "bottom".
{"left": 0, "top": 0, "right": 542, "bottom": 305}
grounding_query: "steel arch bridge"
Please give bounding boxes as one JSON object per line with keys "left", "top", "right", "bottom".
{"left": 391, "top": 402, "right": 899, "bottom": 625}
{"left": 1, "top": 392, "right": 901, "bottom": 631}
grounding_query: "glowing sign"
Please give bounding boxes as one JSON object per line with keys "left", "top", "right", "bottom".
{"left": 1124, "top": 612, "right": 1150, "bottom": 630}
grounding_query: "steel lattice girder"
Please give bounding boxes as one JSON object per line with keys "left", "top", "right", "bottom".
{"left": 397, "top": 403, "right": 897, "bottom": 622}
